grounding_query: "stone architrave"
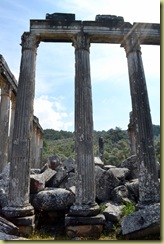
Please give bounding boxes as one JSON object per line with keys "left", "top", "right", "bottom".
{"left": 0, "top": 81, "right": 11, "bottom": 173}
{"left": 69, "top": 31, "right": 99, "bottom": 216}
{"left": 2, "top": 32, "right": 39, "bottom": 218}
{"left": 122, "top": 33, "right": 160, "bottom": 206}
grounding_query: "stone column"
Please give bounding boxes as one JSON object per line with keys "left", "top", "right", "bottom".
{"left": 31, "top": 123, "right": 37, "bottom": 168}
{"left": 0, "top": 80, "right": 11, "bottom": 173}
{"left": 8, "top": 91, "right": 16, "bottom": 162}
{"left": 38, "top": 130, "right": 43, "bottom": 168}
{"left": 69, "top": 32, "right": 99, "bottom": 216}
{"left": 122, "top": 33, "right": 160, "bottom": 206}
{"left": 2, "top": 32, "right": 39, "bottom": 222}
{"left": 127, "top": 111, "right": 136, "bottom": 155}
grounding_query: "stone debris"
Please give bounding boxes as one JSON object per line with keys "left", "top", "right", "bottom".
{"left": 121, "top": 203, "right": 160, "bottom": 239}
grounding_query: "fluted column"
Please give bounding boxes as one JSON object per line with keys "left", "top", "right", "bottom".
{"left": 128, "top": 111, "right": 136, "bottom": 155}
{"left": 69, "top": 32, "right": 99, "bottom": 216}
{"left": 122, "top": 33, "right": 160, "bottom": 206}
{"left": 8, "top": 91, "right": 16, "bottom": 162}
{"left": 0, "top": 81, "right": 11, "bottom": 172}
{"left": 31, "top": 124, "right": 37, "bottom": 168}
{"left": 2, "top": 32, "right": 39, "bottom": 217}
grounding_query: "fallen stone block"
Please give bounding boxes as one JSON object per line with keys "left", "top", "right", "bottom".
{"left": 102, "top": 202, "right": 123, "bottom": 223}
{"left": 0, "top": 231, "right": 27, "bottom": 240}
{"left": 121, "top": 202, "right": 160, "bottom": 239}
{"left": 31, "top": 188, "right": 75, "bottom": 211}
{"left": 30, "top": 167, "right": 56, "bottom": 193}
{"left": 0, "top": 216, "right": 19, "bottom": 235}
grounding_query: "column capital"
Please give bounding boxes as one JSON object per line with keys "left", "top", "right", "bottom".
{"left": 72, "top": 31, "right": 90, "bottom": 51}
{"left": 21, "top": 32, "right": 40, "bottom": 52}
{"left": 0, "top": 80, "right": 11, "bottom": 96}
{"left": 121, "top": 33, "right": 141, "bottom": 56}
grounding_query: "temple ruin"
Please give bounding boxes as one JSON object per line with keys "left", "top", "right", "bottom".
{"left": 0, "top": 13, "right": 160, "bottom": 239}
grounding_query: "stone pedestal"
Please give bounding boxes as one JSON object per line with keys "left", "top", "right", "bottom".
{"left": 122, "top": 33, "right": 160, "bottom": 206}
{"left": 7, "top": 214, "right": 35, "bottom": 237}
{"left": 65, "top": 214, "right": 105, "bottom": 239}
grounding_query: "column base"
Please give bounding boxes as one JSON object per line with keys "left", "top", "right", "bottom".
{"left": 2, "top": 204, "right": 34, "bottom": 218}
{"left": 2, "top": 205, "right": 35, "bottom": 237}
{"left": 65, "top": 214, "right": 105, "bottom": 239}
{"left": 68, "top": 203, "right": 100, "bottom": 217}
{"left": 10, "top": 215, "right": 35, "bottom": 237}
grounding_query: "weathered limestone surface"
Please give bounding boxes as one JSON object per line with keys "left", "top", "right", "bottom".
{"left": 2, "top": 32, "right": 39, "bottom": 219}
{"left": 31, "top": 116, "right": 43, "bottom": 168}
{"left": 30, "top": 167, "right": 56, "bottom": 193}
{"left": 65, "top": 214, "right": 105, "bottom": 239}
{"left": 121, "top": 203, "right": 160, "bottom": 238}
{"left": 128, "top": 111, "right": 136, "bottom": 155}
{"left": 95, "top": 165, "right": 120, "bottom": 202}
{"left": 31, "top": 188, "right": 75, "bottom": 211}
{"left": 102, "top": 202, "right": 123, "bottom": 223}
{"left": 30, "top": 18, "right": 160, "bottom": 45}
{"left": 0, "top": 216, "right": 19, "bottom": 235}
{"left": 69, "top": 32, "right": 99, "bottom": 216}
{"left": 0, "top": 81, "right": 11, "bottom": 172}
{"left": 0, "top": 231, "right": 27, "bottom": 240}
{"left": 0, "top": 13, "right": 160, "bottom": 239}
{"left": 66, "top": 224, "right": 104, "bottom": 239}
{"left": 122, "top": 33, "right": 160, "bottom": 206}
{"left": 8, "top": 92, "right": 16, "bottom": 162}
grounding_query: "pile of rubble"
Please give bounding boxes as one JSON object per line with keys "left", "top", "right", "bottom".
{"left": 0, "top": 155, "right": 160, "bottom": 239}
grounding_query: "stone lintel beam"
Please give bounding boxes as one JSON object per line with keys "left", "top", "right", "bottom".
{"left": 0, "top": 55, "right": 17, "bottom": 94}
{"left": 33, "top": 115, "right": 44, "bottom": 134}
{"left": 30, "top": 19, "right": 160, "bottom": 45}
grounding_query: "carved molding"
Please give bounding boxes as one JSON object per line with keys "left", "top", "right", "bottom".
{"left": 21, "top": 32, "right": 40, "bottom": 52}
{"left": 0, "top": 81, "right": 11, "bottom": 96}
{"left": 122, "top": 33, "right": 141, "bottom": 56}
{"left": 72, "top": 31, "right": 90, "bottom": 51}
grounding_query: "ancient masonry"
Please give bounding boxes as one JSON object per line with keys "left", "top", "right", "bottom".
{"left": 0, "top": 55, "right": 44, "bottom": 171}
{"left": 0, "top": 13, "right": 160, "bottom": 237}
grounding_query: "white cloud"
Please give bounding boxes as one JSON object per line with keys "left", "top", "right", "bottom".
{"left": 34, "top": 96, "right": 73, "bottom": 130}
{"left": 58, "top": 0, "right": 159, "bottom": 23}
{"left": 0, "top": 0, "right": 159, "bottom": 131}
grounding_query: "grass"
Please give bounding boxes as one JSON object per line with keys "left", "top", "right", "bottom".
{"left": 121, "top": 201, "right": 136, "bottom": 216}
{"left": 28, "top": 230, "right": 54, "bottom": 240}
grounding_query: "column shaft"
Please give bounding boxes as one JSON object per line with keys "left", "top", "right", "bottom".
{"left": 128, "top": 111, "right": 136, "bottom": 155}
{"left": 69, "top": 32, "right": 99, "bottom": 216}
{"left": 0, "top": 81, "right": 11, "bottom": 172}
{"left": 122, "top": 34, "right": 160, "bottom": 205}
{"left": 2, "top": 32, "right": 39, "bottom": 217}
{"left": 8, "top": 92, "right": 16, "bottom": 162}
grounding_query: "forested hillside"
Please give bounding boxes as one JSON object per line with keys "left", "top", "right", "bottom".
{"left": 43, "top": 125, "right": 160, "bottom": 165}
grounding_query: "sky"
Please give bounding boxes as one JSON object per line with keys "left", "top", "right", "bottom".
{"left": 0, "top": 0, "right": 160, "bottom": 132}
